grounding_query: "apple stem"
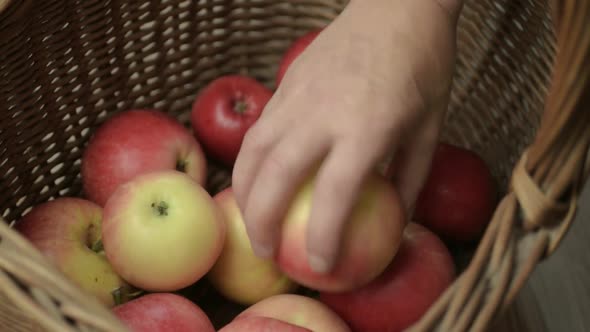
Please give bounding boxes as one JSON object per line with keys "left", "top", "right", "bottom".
{"left": 233, "top": 100, "right": 248, "bottom": 114}
{"left": 112, "top": 285, "right": 144, "bottom": 306}
{"left": 176, "top": 159, "right": 187, "bottom": 173}
{"left": 91, "top": 239, "right": 104, "bottom": 254}
{"left": 151, "top": 201, "right": 169, "bottom": 216}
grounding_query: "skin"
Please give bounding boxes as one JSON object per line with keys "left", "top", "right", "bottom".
{"left": 232, "top": 0, "right": 465, "bottom": 273}
{"left": 102, "top": 170, "right": 225, "bottom": 292}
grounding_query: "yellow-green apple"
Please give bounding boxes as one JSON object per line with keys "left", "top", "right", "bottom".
{"left": 81, "top": 109, "right": 207, "bottom": 206}
{"left": 113, "top": 293, "right": 215, "bottom": 332}
{"left": 102, "top": 170, "right": 225, "bottom": 292}
{"left": 319, "top": 222, "right": 456, "bottom": 332}
{"left": 275, "top": 172, "right": 406, "bottom": 292}
{"left": 222, "top": 294, "right": 351, "bottom": 332}
{"left": 14, "top": 197, "right": 127, "bottom": 307}
{"left": 208, "top": 187, "right": 297, "bottom": 305}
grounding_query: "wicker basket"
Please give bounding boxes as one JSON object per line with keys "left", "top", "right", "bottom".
{"left": 0, "top": 0, "right": 588, "bottom": 331}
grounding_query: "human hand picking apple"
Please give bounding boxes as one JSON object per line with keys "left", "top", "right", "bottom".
{"left": 232, "top": 0, "right": 464, "bottom": 273}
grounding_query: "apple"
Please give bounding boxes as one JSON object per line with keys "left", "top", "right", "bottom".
{"left": 224, "top": 294, "right": 351, "bottom": 332}
{"left": 113, "top": 293, "right": 215, "bottom": 332}
{"left": 275, "top": 172, "right": 406, "bottom": 292}
{"left": 82, "top": 109, "right": 207, "bottom": 207}
{"left": 414, "top": 142, "right": 497, "bottom": 243}
{"left": 276, "top": 28, "right": 323, "bottom": 86}
{"left": 319, "top": 222, "right": 456, "bottom": 332}
{"left": 14, "top": 197, "right": 128, "bottom": 307}
{"left": 208, "top": 187, "right": 297, "bottom": 305}
{"left": 101, "top": 170, "right": 225, "bottom": 292}
{"left": 191, "top": 75, "right": 273, "bottom": 166}
{"left": 219, "top": 315, "right": 312, "bottom": 332}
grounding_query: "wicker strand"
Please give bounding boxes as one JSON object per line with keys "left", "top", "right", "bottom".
{"left": 0, "top": 0, "right": 588, "bottom": 331}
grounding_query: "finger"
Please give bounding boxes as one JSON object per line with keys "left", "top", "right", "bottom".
{"left": 391, "top": 111, "right": 443, "bottom": 213}
{"left": 243, "top": 127, "right": 330, "bottom": 259}
{"left": 232, "top": 92, "right": 290, "bottom": 213}
{"left": 305, "top": 137, "right": 389, "bottom": 274}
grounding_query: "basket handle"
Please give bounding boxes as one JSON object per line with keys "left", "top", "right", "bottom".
{"left": 0, "top": 220, "right": 130, "bottom": 332}
{"left": 407, "top": 1, "right": 590, "bottom": 331}
{"left": 512, "top": 0, "right": 590, "bottom": 250}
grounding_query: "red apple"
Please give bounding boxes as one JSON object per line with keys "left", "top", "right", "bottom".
{"left": 219, "top": 315, "right": 312, "bottom": 332}
{"left": 208, "top": 187, "right": 297, "bottom": 305}
{"left": 82, "top": 109, "right": 207, "bottom": 207}
{"left": 228, "top": 294, "right": 351, "bottom": 332}
{"left": 191, "top": 75, "right": 273, "bottom": 166}
{"left": 102, "top": 170, "right": 225, "bottom": 292}
{"left": 414, "top": 142, "right": 497, "bottom": 243}
{"left": 319, "top": 222, "right": 456, "bottom": 332}
{"left": 113, "top": 293, "right": 215, "bottom": 332}
{"left": 276, "top": 29, "right": 323, "bottom": 86}
{"left": 275, "top": 172, "right": 406, "bottom": 292}
{"left": 14, "top": 197, "right": 128, "bottom": 307}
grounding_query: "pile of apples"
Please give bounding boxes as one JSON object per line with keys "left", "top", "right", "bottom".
{"left": 14, "top": 28, "right": 497, "bottom": 332}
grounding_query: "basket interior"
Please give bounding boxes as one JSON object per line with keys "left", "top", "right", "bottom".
{"left": 0, "top": 0, "right": 557, "bottom": 329}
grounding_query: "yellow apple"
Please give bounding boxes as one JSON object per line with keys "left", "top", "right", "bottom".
{"left": 208, "top": 187, "right": 297, "bottom": 305}
{"left": 102, "top": 170, "right": 225, "bottom": 292}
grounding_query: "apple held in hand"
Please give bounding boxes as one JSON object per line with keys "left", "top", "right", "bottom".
{"left": 82, "top": 109, "right": 207, "bottom": 207}
{"left": 102, "top": 170, "right": 225, "bottom": 292}
{"left": 221, "top": 294, "right": 350, "bottom": 332}
{"left": 414, "top": 142, "right": 497, "bottom": 243}
{"left": 14, "top": 197, "right": 127, "bottom": 307}
{"left": 113, "top": 293, "right": 215, "bottom": 332}
{"left": 276, "top": 28, "right": 323, "bottom": 86}
{"left": 275, "top": 172, "right": 406, "bottom": 292}
{"left": 191, "top": 75, "right": 273, "bottom": 166}
{"left": 319, "top": 222, "right": 455, "bottom": 332}
{"left": 208, "top": 187, "right": 297, "bottom": 305}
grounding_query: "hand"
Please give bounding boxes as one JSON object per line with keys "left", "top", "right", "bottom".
{"left": 232, "top": 0, "right": 462, "bottom": 273}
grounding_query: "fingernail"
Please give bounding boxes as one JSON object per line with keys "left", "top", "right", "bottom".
{"left": 252, "top": 243, "right": 274, "bottom": 259}
{"left": 309, "top": 254, "right": 331, "bottom": 274}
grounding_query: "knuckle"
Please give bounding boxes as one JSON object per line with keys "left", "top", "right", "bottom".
{"left": 262, "top": 151, "right": 294, "bottom": 180}
{"left": 241, "top": 126, "right": 270, "bottom": 153}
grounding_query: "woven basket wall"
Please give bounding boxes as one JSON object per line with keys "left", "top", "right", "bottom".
{"left": 0, "top": 0, "right": 589, "bottom": 331}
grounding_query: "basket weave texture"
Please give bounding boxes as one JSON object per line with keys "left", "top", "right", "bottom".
{"left": 0, "top": 0, "right": 589, "bottom": 331}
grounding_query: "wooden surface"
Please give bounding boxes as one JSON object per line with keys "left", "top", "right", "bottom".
{"left": 495, "top": 182, "right": 590, "bottom": 331}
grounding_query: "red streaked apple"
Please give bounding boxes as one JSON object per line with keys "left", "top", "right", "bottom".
{"left": 191, "top": 75, "right": 273, "bottom": 166}
{"left": 113, "top": 293, "right": 215, "bottom": 332}
{"left": 275, "top": 172, "right": 406, "bottom": 292}
{"left": 219, "top": 315, "right": 312, "bottom": 332}
{"left": 81, "top": 109, "right": 207, "bottom": 207}
{"left": 14, "top": 197, "right": 127, "bottom": 307}
{"left": 208, "top": 187, "right": 297, "bottom": 305}
{"left": 230, "top": 294, "right": 351, "bottom": 332}
{"left": 102, "top": 170, "right": 225, "bottom": 292}
{"left": 319, "top": 222, "right": 456, "bottom": 332}
{"left": 414, "top": 142, "right": 497, "bottom": 243}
